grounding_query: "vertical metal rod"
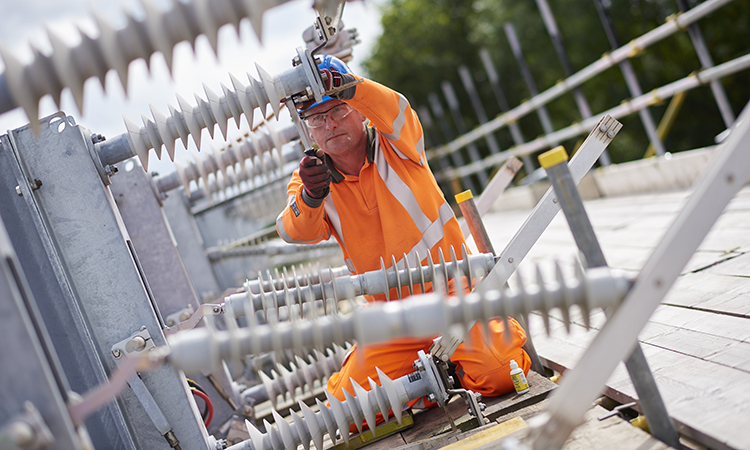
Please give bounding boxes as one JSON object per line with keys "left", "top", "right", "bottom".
{"left": 441, "top": 81, "right": 490, "bottom": 187}
{"left": 458, "top": 65, "right": 502, "bottom": 157}
{"left": 539, "top": 146, "right": 683, "bottom": 449}
{"left": 534, "top": 0, "right": 611, "bottom": 166}
{"left": 478, "top": 49, "right": 535, "bottom": 171}
{"left": 676, "top": 0, "right": 736, "bottom": 128}
{"left": 593, "top": 0, "right": 666, "bottom": 157}
{"left": 428, "top": 93, "right": 479, "bottom": 194}
{"left": 504, "top": 22, "right": 556, "bottom": 136}
{"left": 455, "top": 190, "right": 547, "bottom": 376}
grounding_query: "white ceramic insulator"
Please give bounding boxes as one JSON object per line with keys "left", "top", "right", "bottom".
{"left": 0, "top": 0, "right": 288, "bottom": 133}
{"left": 125, "top": 64, "right": 284, "bottom": 171}
{"left": 244, "top": 365, "right": 428, "bottom": 450}
{"left": 259, "top": 343, "right": 352, "bottom": 408}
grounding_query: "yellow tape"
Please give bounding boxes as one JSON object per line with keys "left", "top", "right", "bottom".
{"left": 538, "top": 146, "right": 568, "bottom": 169}
{"left": 455, "top": 190, "right": 474, "bottom": 203}
{"left": 440, "top": 417, "right": 527, "bottom": 450}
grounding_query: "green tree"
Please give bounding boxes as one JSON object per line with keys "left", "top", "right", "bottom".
{"left": 363, "top": 0, "right": 750, "bottom": 169}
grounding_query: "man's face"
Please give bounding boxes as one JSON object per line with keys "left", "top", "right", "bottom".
{"left": 304, "top": 100, "right": 366, "bottom": 158}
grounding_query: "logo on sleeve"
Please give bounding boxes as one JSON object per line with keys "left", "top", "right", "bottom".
{"left": 291, "top": 201, "right": 301, "bottom": 217}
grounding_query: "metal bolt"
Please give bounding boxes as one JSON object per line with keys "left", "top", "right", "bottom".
{"left": 125, "top": 336, "right": 147, "bottom": 353}
{"left": 427, "top": 393, "right": 437, "bottom": 403}
{"left": 140, "top": 325, "right": 147, "bottom": 331}
{"left": 553, "top": 198, "right": 558, "bottom": 204}
{"left": 447, "top": 376, "right": 454, "bottom": 386}
{"left": 292, "top": 55, "right": 301, "bottom": 66}
{"left": 105, "top": 165, "right": 119, "bottom": 176}
{"left": 599, "top": 124, "right": 608, "bottom": 133}
{"left": 15, "top": 185, "right": 22, "bottom": 196}
{"left": 606, "top": 130, "right": 615, "bottom": 139}
{"left": 325, "top": 16, "right": 332, "bottom": 25}
{"left": 167, "top": 319, "right": 175, "bottom": 327}
{"left": 91, "top": 133, "right": 106, "bottom": 143}
{"left": 508, "top": 257, "right": 514, "bottom": 264}
{"left": 328, "top": 27, "right": 336, "bottom": 35}
{"left": 213, "top": 306, "right": 221, "bottom": 314}
{"left": 30, "top": 179, "right": 42, "bottom": 191}
{"left": 112, "top": 349, "right": 122, "bottom": 359}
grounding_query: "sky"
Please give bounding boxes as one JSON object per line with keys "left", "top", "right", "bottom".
{"left": 0, "top": 0, "right": 383, "bottom": 175}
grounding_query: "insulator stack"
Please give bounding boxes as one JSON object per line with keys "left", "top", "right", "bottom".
{"left": 163, "top": 123, "right": 297, "bottom": 195}
{"left": 240, "top": 360, "right": 436, "bottom": 450}
{"left": 223, "top": 245, "right": 496, "bottom": 317}
{"left": 251, "top": 343, "right": 352, "bottom": 407}
{"left": 168, "top": 263, "right": 631, "bottom": 374}
{"left": 124, "top": 60, "right": 306, "bottom": 171}
{"left": 0, "top": 0, "right": 291, "bottom": 128}
{"left": 245, "top": 263, "right": 351, "bottom": 294}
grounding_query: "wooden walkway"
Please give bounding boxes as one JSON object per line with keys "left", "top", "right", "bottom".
{"left": 480, "top": 184, "right": 750, "bottom": 450}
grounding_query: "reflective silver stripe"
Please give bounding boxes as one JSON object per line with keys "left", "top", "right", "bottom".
{"left": 398, "top": 202, "right": 455, "bottom": 269}
{"left": 374, "top": 138, "right": 432, "bottom": 232}
{"left": 415, "top": 135, "right": 425, "bottom": 166}
{"left": 381, "top": 93, "right": 409, "bottom": 142}
{"left": 324, "top": 194, "right": 354, "bottom": 259}
{"left": 276, "top": 213, "right": 329, "bottom": 244}
{"left": 276, "top": 194, "right": 331, "bottom": 244}
{"left": 345, "top": 259, "right": 356, "bottom": 273}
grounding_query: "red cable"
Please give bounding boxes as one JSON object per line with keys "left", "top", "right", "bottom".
{"left": 191, "top": 388, "right": 214, "bottom": 428}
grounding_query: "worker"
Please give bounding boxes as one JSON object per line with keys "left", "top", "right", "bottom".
{"left": 276, "top": 55, "right": 530, "bottom": 424}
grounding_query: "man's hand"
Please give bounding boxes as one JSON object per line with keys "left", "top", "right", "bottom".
{"left": 299, "top": 155, "right": 331, "bottom": 200}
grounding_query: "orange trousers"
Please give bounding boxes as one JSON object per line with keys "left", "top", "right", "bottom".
{"left": 326, "top": 317, "right": 531, "bottom": 428}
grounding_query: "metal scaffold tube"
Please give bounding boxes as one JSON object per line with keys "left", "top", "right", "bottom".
{"left": 428, "top": 0, "right": 737, "bottom": 164}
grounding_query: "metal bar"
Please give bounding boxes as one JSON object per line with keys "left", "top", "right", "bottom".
{"left": 533, "top": 98, "right": 750, "bottom": 450}
{"left": 593, "top": 0, "right": 666, "bottom": 157}
{"left": 443, "top": 52, "right": 750, "bottom": 179}
{"left": 441, "top": 81, "right": 489, "bottom": 186}
{"left": 428, "top": 93, "right": 478, "bottom": 193}
{"left": 478, "top": 49, "right": 534, "bottom": 170}
{"left": 504, "top": 22, "right": 556, "bottom": 135}
{"left": 476, "top": 115, "right": 622, "bottom": 295}
{"left": 676, "top": 0, "right": 736, "bottom": 128}
{"left": 540, "top": 146, "right": 681, "bottom": 448}
{"left": 458, "top": 65, "right": 502, "bottom": 157}
{"left": 535, "top": 0, "right": 607, "bottom": 164}
{"left": 429, "top": 0, "right": 737, "bottom": 162}
{"left": 645, "top": 91, "right": 686, "bottom": 158}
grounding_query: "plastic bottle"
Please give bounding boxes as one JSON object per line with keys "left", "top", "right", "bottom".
{"left": 509, "top": 359, "right": 529, "bottom": 394}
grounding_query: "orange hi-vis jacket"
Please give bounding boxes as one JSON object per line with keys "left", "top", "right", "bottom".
{"left": 276, "top": 76, "right": 466, "bottom": 300}
{"left": 276, "top": 77, "right": 530, "bottom": 426}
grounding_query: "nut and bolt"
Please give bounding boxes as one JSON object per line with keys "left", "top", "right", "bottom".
{"left": 413, "top": 361, "right": 424, "bottom": 371}
{"left": 167, "top": 319, "right": 176, "bottom": 327}
{"left": 112, "top": 349, "right": 122, "bottom": 359}
{"left": 15, "top": 185, "right": 22, "bottom": 196}
{"left": 427, "top": 393, "right": 437, "bottom": 403}
{"left": 91, "top": 133, "right": 106, "bottom": 143}
{"left": 292, "top": 55, "right": 302, "bottom": 66}
{"left": 105, "top": 165, "right": 119, "bottom": 176}
{"left": 508, "top": 257, "right": 514, "bottom": 264}
{"left": 30, "top": 179, "right": 42, "bottom": 191}
{"left": 213, "top": 306, "right": 221, "bottom": 314}
{"left": 325, "top": 16, "right": 332, "bottom": 25}
{"left": 606, "top": 130, "right": 615, "bottom": 138}
{"left": 125, "top": 336, "right": 147, "bottom": 353}
{"left": 599, "top": 124, "right": 608, "bottom": 133}
{"left": 553, "top": 198, "right": 558, "bottom": 204}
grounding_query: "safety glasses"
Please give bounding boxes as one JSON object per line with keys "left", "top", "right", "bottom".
{"left": 304, "top": 104, "right": 353, "bottom": 129}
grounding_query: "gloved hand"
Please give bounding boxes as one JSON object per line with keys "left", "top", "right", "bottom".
{"left": 299, "top": 154, "right": 331, "bottom": 202}
{"left": 321, "top": 68, "right": 356, "bottom": 99}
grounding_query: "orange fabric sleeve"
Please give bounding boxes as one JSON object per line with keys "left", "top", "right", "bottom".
{"left": 275, "top": 170, "right": 332, "bottom": 244}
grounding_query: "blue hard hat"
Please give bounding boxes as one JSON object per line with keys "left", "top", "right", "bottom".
{"left": 299, "top": 55, "right": 353, "bottom": 113}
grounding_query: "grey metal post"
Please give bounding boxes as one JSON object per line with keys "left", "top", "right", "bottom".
{"left": 162, "top": 192, "right": 223, "bottom": 302}
{"left": 540, "top": 147, "right": 682, "bottom": 449}
{"left": 504, "top": 22, "right": 556, "bottom": 136}
{"left": 441, "top": 80, "right": 490, "bottom": 186}
{"left": 478, "top": 49, "right": 535, "bottom": 171}
{"left": 1, "top": 113, "right": 211, "bottom": 449}
{"left": 457, "top": 65, "right": 502, "bottom": 159}
{"left": 534, "top": 0, "right": 611, "bottom": 166}
{"left": 0, "top": 129, "right": 136, "bottom": 450}
{"left": 593, "top": 0, "right": 666, "bottom": 156}
{"left": 428, "top": 92, "right": 479, "bottom": 193}
{"left": 0, "top": 216, "right": 86, "bottom": 450}
{"left": 676, "top": 0, "right": 736, "bottom": 128}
